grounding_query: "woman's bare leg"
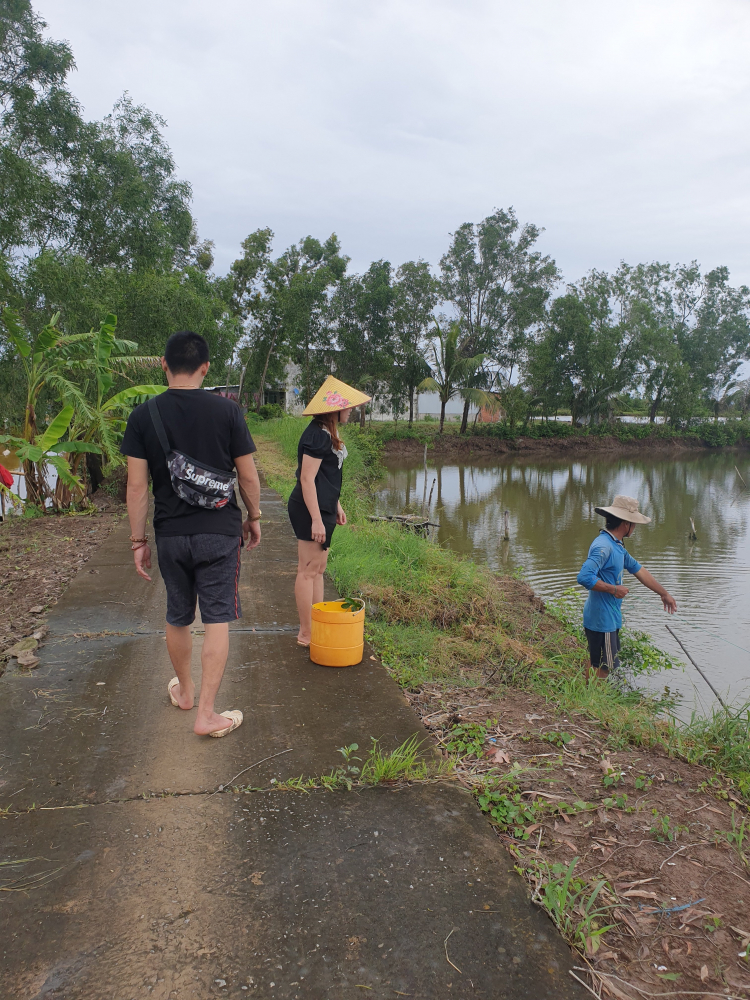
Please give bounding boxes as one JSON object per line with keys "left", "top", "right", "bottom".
{"left": 295, "top": 540, "right": 329, "bottom": 644}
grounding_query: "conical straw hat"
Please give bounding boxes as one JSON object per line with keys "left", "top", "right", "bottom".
{"left": 303, "top": 376, "right": 371, "bottom": 416}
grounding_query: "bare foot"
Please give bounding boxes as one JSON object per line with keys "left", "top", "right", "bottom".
{"left": 296, "top": 631, "right": 311, "bottom": 646}
{"left": 170, "top": 679, "right": 196, "bottom": 710}
{"left": 194, "top": 710, "right": 236, "bottom": 735}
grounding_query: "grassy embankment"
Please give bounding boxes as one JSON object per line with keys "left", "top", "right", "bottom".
{"left": 249, "top": 415, "right": 750, "bottom": 796}
{"left": 373, "top": 416, "right": 750, "bottom": 448}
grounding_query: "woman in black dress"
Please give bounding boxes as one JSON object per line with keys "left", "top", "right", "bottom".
{"left": 288, "top": 377, "right": 371, "bottom": 646}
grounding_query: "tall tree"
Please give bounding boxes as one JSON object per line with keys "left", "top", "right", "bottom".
{"left": 440, "top": 207, "right": 559, "bottom": 432}
{"left": 0, "top": 0, "right": 81, "bottom": 258}
{"left": 611, "top": 262, "right": 750, "bottom": 424}
{"left": 334, "top": 260, "right": 396, "bottom": 427}
{"left": 525, "top": 274, "right": 641, "bottom": 426}
{"left": 231, "top": 233, "right": 348, "bottom": 411}
{"left": 392, "top": 260, "right": 440, "bottom": 425}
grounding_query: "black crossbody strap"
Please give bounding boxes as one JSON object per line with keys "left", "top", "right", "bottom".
{"left": 148, "top": 396, "right": 172, "bottom": 457}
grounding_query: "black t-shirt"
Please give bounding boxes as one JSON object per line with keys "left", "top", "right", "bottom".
{"left": 121, "top": 389, "right": 256, "bottom": 537}
{"left": 289, "top": 420, "right": 343, "bottom": 515}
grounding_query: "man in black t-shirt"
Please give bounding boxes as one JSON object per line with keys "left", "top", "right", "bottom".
{"left": 121, "top": 331, "right": 261, "bottom": 738}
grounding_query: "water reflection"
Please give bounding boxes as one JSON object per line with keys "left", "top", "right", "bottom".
{"left": 378, "top": 453, "right": 750, "bottom": 715}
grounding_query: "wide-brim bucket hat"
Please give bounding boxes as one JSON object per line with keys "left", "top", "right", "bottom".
{"left": 303, "top": 376, "right": 371, "bottom": 416}
{"left": 594, "top": 495, "right": 651, "bottom": 524}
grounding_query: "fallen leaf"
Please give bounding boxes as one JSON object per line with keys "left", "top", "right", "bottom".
{"left": 17, "top": 651, "right": 40, "bottom": 669}
{"left": 621, "top": 890, "right": 658, "bottom": 899}
{"left": 525, "top": 713, "right": 544, "bottom": 721}
{"left": 700, "top": 965, "right": 709, "bottom": 982}
{"left": 493, "top": 749, "right": 511, "bottom": 764}
{"left": 1, "top": 636, "right": 38, "bottom": 660}
{"left": 248, "top": 871, "right": 265, "bottom": 885}
{"left": 615, "top": 878, "right": 659, "bottom": 890}
{"left": 29, "top": 605, "right": 44, "bottom": 613}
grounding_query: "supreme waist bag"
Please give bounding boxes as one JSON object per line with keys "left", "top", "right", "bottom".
{"left": 148, "top": 396, "right": 236, "bottom": 509}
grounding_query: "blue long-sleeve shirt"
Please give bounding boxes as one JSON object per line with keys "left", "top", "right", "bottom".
{"left": 577, "top": 530, "right": 642, "bottom": 632}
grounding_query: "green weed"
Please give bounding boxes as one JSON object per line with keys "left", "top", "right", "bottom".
{"left": 649, "top": 810, "right": 688, "bottom": 843}
{"left": 540, "top": 731, "right": 574, "bottom": 748}
{"left": 523, "top": 857, "right": 616, "bottom": 956}
{"left": 360, "top": 735, "right": 436, "bottom": 784}
{"left": 714, "top": 810, "right": 749, "bottom": 867}
{"left": 444, "top": 720, "right": 494, "bottom": 758}
{"left": 475, "top": 782, "right": 541, "bottom": 839}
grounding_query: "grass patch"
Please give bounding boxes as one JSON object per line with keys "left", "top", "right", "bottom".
{"left": 265, "top": 736, "right": 449, "bottom": 792}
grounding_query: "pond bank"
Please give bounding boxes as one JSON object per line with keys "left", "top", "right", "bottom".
{"left": 251, "top": 416, "right": 750, "bottom": 1000}
{"left": 383, "top": 432, "right": 750, "bottom": 461}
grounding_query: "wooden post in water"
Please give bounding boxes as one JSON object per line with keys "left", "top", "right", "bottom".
{"left": 427, "top": 477, "right": 436, "bottom": 513}
{"left": 689, "top": 517, "right": 697, "bottom": 540}
{"left": 503, "top": 510, "right": 510, "bottom": 541}
{"left": 421, "top": 444, "right": 428, "bottom": 514}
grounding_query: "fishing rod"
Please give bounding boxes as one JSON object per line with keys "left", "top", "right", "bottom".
{"left": 665, "top": 624, "right": 729, "bottom": 711}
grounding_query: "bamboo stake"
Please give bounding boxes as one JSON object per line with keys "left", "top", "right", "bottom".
{"left": 503, "top": 510, "right": 510, "bottom": 541}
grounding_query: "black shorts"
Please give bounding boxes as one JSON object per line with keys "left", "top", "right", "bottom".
{"left": 585, "top": 628, "right": 620, "bottom": 673}
{"left": 287, "top": 498, "right": 336, "bottom": 550}
{"left": 156, "top": 533, "right": 242, "bottom": 626}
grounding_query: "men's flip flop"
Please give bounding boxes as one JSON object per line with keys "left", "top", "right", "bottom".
{"left": 208, "top": 710, "right": 243, "bottom": 738}
{"left": 168, "top": 676, "right": 181, "bottom": 707}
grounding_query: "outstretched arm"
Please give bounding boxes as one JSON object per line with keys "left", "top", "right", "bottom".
{"left": 634, "top": 567, "right": 677, "bottom": 613}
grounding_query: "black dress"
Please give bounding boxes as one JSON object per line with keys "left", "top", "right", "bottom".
{"left": 288, "top": 420, "right": 344, "bottom": 550}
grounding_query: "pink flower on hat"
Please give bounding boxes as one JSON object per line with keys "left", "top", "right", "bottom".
{"left": 323, "top": 391, "right": 350, "bottom": 408}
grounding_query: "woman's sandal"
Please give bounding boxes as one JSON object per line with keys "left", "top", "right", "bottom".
{"left": 208, "top": 710, "right": 243, "bottom": 738}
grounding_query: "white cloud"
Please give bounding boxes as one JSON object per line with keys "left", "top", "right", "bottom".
{"left": 37, "top": 0, "right": 750, "bottom": 284}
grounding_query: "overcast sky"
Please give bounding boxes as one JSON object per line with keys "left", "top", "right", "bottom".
{"left": 37, "top": 0, "right": 750, "bottom": 286}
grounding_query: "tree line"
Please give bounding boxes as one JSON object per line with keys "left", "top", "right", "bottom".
{"left": 3, "top": 0, "right": 750, "bottom": 455}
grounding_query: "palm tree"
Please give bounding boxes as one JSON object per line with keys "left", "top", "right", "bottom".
{"left": 417, "top": 321, "right": 493, "bottom": 433}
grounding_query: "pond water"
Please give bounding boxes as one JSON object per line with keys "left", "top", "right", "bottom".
{"left": 376, "top": 451, "right": 750, "bottom": 716}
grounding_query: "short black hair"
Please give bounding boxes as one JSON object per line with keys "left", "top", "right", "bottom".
{"left": 605, "top": 514, "right": 624, "bottom": 531}
{"left": 164, "top": 331, "right": 209, "bottom": 375}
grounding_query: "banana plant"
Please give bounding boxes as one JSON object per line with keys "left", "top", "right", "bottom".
{"left": 60, "top": 314, "right": 164, "bottom": 475}
{"left": 1, "top": 309, "right": 164, "bottom": 505}
{"left": 0, "top": 406, "right": 99, "bottom": 511}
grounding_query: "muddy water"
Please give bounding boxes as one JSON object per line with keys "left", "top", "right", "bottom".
{"left": 377, "top": 451, "right": 750, "bottom": 715}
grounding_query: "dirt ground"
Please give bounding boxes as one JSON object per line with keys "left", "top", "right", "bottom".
{"left": 383, "top": 433, "right": 747, "bottom": 462}
{"left": 407, "top": 682, "right": 750, "bottom": 999}
{"left": 0, "top": 492, "right": 125, "bottom": 657}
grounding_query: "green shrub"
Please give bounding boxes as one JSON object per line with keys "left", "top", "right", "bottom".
{"left": 258, "top": 403, "right": 285, "bottom": 420}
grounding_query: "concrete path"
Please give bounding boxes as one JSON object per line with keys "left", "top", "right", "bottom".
{"left": 0, "top": 482, "right": 586, "bottom": 999}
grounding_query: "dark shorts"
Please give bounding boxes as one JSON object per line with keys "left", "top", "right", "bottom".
{"left": 585, "top": 628, "right": 621, "bottom": 673}
{"left": 156, "top": 533, "right": 242, "bottom": 626}
{"left": 287, "top": 498, "right": 336, "bottom": 550}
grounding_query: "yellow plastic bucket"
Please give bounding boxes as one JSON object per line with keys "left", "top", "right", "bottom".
{"left": 310, "top": 600, "right": 365, "bottom": 667}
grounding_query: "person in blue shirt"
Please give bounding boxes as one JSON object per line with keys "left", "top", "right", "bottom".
{"left": 577, "top": 495, "right": 677, "bottom": 680}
